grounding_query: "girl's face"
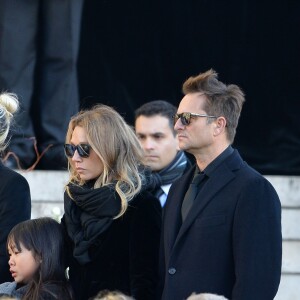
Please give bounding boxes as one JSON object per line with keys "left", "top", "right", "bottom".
{"left": 8, "top": 243, "right": 40, "bottom": 284}
{"left": 70, "top": 126, "right": 104, "bottom": 181}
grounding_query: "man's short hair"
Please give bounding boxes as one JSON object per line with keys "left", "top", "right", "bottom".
{"left": 182, "top": 69, "right": 245, "bottom": 143}
{"left": 135, "top": 100, "right": 177, "bottom": 134}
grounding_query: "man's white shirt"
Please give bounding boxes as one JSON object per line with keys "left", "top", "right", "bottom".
{"left": 159, "top": 183, "right": 172, "bottom": 207}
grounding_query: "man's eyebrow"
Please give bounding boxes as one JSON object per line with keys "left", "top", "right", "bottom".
{"left": 151, "top": 132, "right": 165, "bottom": 135}
{"left": 136, "top": 131, "right": 165, "bottom": 137}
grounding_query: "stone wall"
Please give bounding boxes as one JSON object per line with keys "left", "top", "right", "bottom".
{"left": 20, "top": 171, "right": 300, "bottom": 300}
{"left": 266, "top": 176, "right": 300, "bottom": 300}
{"left": 22, "top": 170, "right": 68, "bottom": 221}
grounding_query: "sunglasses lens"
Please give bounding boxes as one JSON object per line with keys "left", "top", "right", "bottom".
{"left": 181, "top": 113, "right": 190, "bottom": 125}
{"left": 78, "top": 144, "right": 90, "bottom": 158}
{"left": 181, "top": 116, "right": 187, "bottom": 125}
{"left": 64, "top": 144, "right": 75, "bottom": 158}
{"left": 174, "top": 113, "right": 191, "bottom": 126}
{"left": 64, "top": 144, "right": 90, "bottom": 158}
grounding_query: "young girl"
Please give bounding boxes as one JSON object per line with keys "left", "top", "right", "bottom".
{"left": 0, "top": 217, "right": 73, "bottom": 300}
{"left": 61, "top": 105, "right": 161, "bottom": 300}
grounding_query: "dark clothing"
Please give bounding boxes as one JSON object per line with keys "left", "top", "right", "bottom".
{"left": 151, "top": 151, "right": 192, "bottom": 207}
{"left": 62, "top": 187, "right": 162, "bottom": 300}
{"left": 0, "top": 282, "right": 27, "bottom": 298}
{"left": 201, "top": 145, "right": 234, "bottom": 174}
{"left": 0, "top": 281, "right": 73, "bottom": 299}
{"left": 181, "top": 171, "right": 207, "bottom": 222}
{"left": 0, "top": 161, "right": 31, "bottom": 283}
{"left": 159, "top": 149, "right": 282, "bottom": 300}
{"left": 0, "top": 0, "right": 83, "bottom": 169}
{"left": 63, "top": 183, "right": 121, "bottom": 265}
{"left": 152, "top": 151, "right": 190, "bottom": 192}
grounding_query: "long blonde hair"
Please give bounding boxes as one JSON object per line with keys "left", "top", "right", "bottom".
{"left": 0, "top": 92, "right": 19, "bottom": 152}
{"left": 65, "top": 104, "right": 146, "bottom": 218}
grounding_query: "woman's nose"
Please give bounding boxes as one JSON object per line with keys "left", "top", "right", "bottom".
{"left": 71, "top": 150, "right": 82, "bottom": 162}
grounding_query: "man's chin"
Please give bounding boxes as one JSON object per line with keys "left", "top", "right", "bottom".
{"left": 146, "top": 162, "right": 160, "bottom": 172}
{"left": 178, "top": 144, "right": 189, "bottom": 152}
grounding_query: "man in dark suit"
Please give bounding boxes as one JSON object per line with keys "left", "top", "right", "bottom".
{"left": 159, "top": 69, "right": 282, "bottom": 300}
{"left": 135, "top": 100, "right": 191, "bottom": 207}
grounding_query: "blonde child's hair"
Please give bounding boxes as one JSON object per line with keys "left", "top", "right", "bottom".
{"left": 0, "top": 92, "right": 19, "bottom": 152}
{"left": 93, "top": 290, "right": 134, "bottom": 300}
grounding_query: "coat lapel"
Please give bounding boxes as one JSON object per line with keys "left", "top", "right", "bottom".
{"left": 172, "top": 150, "right": 244, "bottom": 250}
{"left": 164, "top": 167, "right": 195, "bottom": 253}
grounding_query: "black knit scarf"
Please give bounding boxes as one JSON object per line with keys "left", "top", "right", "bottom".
{"left": 151, "top": 151, "right": 188, "bottom": 194}
{"left": 64, "top": 183, "right": 121, "bottom": 265}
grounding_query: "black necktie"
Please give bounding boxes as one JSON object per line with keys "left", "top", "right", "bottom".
{"left": 181, "top": 172, "right": 206, "bottom": 221}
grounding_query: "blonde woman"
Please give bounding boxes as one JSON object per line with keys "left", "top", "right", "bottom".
{"left": 61, "top": 105, "right": 161, "bottom": 300}
{"left": 0, "top": 93, "right": 31, "bottom": 283}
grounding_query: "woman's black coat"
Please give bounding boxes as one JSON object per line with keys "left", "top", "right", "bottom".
{"left": 0, "top": 161, "right": 31, "bottom": 283}
{"left": 62, "top": 190, "right": 161, "bottom": 300}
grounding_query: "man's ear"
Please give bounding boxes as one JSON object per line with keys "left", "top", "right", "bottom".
{"left": 213, "top": 117, "right": 226, "bottom": 136}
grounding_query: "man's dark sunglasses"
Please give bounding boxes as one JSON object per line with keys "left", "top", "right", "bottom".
{"left": 173, "top": 112, "right": 217, "bottom": 126}
{"left": 64, "top": 143, "right": 91, "bottom": 158}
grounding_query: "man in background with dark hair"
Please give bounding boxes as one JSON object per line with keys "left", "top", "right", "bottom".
{"left": 135, "top": 100, "right": 191, "bottom": 207}
{"left": 159, "top": 70, "right": 282, "bottom": 300}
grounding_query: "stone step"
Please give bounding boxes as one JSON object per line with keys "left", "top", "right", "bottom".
{"left": 282, "top": 209, "right": 300, "bottom": 240}
{"left": 265, "top": 175, "right": 300, "bottom": 208}
{"left": 19, "top": 172, "right": 300, "bottom": 203}
{"left": 19, "top": 170, "right": 68, "bottom": 220}
{"left": 19, "top": 170, "right": 68, "bottom": 201}
{"left": 275, "top": 275, "right": 300, "bottom": 300}
{"left": 282, "top": 241, "right": 300, "bottom": 273}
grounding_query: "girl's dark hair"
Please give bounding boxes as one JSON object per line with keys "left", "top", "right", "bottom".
{"left": 7, "top": 217, "right": 73, "bottom": 300}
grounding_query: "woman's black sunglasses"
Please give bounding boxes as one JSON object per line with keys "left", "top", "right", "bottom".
{"left": 64, "top": 143, "right": 91, "bottom": 158}
{"left": 173, "top": 112, "right": 217, "bottom": 126}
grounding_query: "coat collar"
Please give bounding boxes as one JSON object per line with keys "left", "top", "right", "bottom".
{"left": 166, "top": 149, "right": 244, "bottom": 252}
